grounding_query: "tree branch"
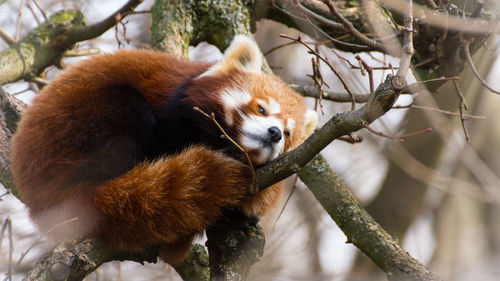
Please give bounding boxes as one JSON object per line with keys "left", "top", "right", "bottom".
{"left": 0, "top": 0, "right": 143, "bottom": 85}
{"left": 298, "top": 154, "right": 442, "bottom": 281}
{"left": 288, "top": 84, "right": 370, "bottom": 103}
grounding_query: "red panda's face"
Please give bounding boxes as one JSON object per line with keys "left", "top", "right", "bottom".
{"left": 195, "top": 35, "right": 317, "bottom": 166}
{"left": 217, "top": 74, "right": 314, "bottom": 166}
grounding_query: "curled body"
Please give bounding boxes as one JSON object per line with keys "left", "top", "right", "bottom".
{"left": 10, "top": 36, "right": 317, "bottom": 264}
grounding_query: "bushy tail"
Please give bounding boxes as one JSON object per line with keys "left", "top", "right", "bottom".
{"left": 91, "top": 146, "right": 250, "bottom": 253}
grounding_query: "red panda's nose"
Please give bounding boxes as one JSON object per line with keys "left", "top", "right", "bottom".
{"left": 268, "top": 126, "right": 282, "bottom": 143}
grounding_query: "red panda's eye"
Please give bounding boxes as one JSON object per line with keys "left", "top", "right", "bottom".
{"left": 284, "top": 130, "right": 291, "bottom": 138}
{"left": 257, "top": 105, "right": 266, "bottom": 116}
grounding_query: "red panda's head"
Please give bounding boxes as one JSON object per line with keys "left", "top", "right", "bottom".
{"left": 194, "top": 36, "right": 317, "bottom": 166}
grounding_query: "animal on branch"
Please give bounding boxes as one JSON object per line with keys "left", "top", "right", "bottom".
{"left": 10, "top": 36, "right": 317, "bottom": 265}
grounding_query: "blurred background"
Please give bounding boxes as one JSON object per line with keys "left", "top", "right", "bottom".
{"left": 1, "top": 0, "right": 500, "bottom": 280}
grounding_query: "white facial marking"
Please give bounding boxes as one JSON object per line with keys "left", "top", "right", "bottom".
{"left": 286, "top": 118, "right": 296, "bottom": 131}
{"left": 220, "top": 88, "right": 251, "bottom": 125}
{"left": 268, "top": 98, "right": 281, "bottom": 115}
{"left": 239, "top": 114, "right": 285, "bottom": 165}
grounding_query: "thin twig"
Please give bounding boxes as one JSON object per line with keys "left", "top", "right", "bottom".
{"left": 193, "top": 107, "right": 257, "bottom": 193}
{"left": 32, "top": 0, "right": 48, "bottom": 22}
{"left": 426, "top": 0, "right": 438, "bottom": 9}
{"left": 263, "top": 41, "right": 297, "bottom": 56}
{"left": 355, "top": 55, "right": 374, "bottom": 94}
{"left": 272, "top": 0, "right": 363, "bottom": 52}
{"left": 463, "top": 40, "right": 500, "bottom": 95}
{"left": 453, "top": 80, "right": 471, "bottom": 142}
{"left": 64, "top": 49, "right": 101, "bottom": 57}
{"left": 272, "top": 178, "right": 298, "bottom": 231}
{"left": 280, "top": 34, "right": 356, "bottom": 110}
{"left": 321, "top": 0, "right": 386, "bottom": 53}
{"left": 363, "top": 123, "right": 432, "bottom": 142}
{"left": 392, "top": 104, "right": 485, "bottom": 120}
{"left": 30, "top": 77, "right": 49, "bottom": 85}
{"left": 406, "top": 76, "right": 460, "bottom": 93}
{"left": 304, "top": 14, "right": 372, "bottom": 52}
{"left": 0, "top": 190, "right": 10, "bottom": 201}
{"left": 0, "top": 218, "right": 8, "bottom": 250}
{"left": 289, "top": 84, "right": 370, "bottom": 103}
{"left": 12, "top": 217, "right": 79, "bottom": 274}
{"left": 295, "top": 0, "right": 345, "bottom": 31}
{"left": 26, "top": 3, "right": 41, "bottom": 25}
{"left": 0, "top": 28, "right": 15, "bottom": 46}
{"left": 337, "top": 134, "right": 363, "bottom": 143}
{"left": 309, "top": 53, "right": 326, "bottom": 114}
{"left": 7, "top": 218, "right": 13, "bottom": 281}
{"left": 15, "top": 0, "right": 26, "bottom": 41}
{"left": 396, "top": 0, "right": 414, "bottom": 78}
{"left": 120, "top": 10, "right": 152, "bottom": 16}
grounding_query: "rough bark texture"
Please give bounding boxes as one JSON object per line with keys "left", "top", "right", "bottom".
{"left": 206, "top": 224, "right": 265, "bottom": 281}
{"left": 0, "top": 87, "right": 25, "bottom": 195}
{"left": 152, "top": 0, "right": 254, "bottom": 55}
{"left": 0, "top": 0, "right": 143, "bottom": 85}
{"left": 23, "top": 239, "right": 159, "bottom": 281}
{"left": 298, "top": 154, "right": 442, "bottom": 281}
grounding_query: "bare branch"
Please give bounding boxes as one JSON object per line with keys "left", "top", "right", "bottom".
{"left": 363, "top": 123, "right": 432, "bottom": 142}
{"left": 295, "top": 0, "right": 345, "bottom": 31}
{"left": 299, "top": 154, "right": 442, "bottom": 281}
{"left": 0, "top": 28, "right": 15, "bottom": 46}
{"left": 289, "top": 84, "right": 370, "bottom": 103}
{"left": 453, "top": 80, "right": 471, "bottom": 142}
{"left": 15, "top": 0, "right": 27, "bottom": 41}
{"left": 396, "top": 0, "right": 414, "bottom": 78}
{"left": 320, "top": 0, "right": 386, "bottom": 53}
{"left": 463, "top": 39, "right": 500, "bottom": 95}
{"left": 0, "top": 0, "right": 143, "bottom": 85}
{"left": 32, "top": 0, "right": 49, "bottom": 22}
{"left": 381, "top": 0, "right": 498, "bottom": 34}
{"left": 280, "top": 34, "right": 357, "bottom": 110}
{"left": 392, "top": 104, "right": 485, "bottom": 120}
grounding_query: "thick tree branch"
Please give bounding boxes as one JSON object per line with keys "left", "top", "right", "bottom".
{"left": 0, "top": 0, "right": 143, "bottom": 85}
{"left": 298, "top": 154, "right": 442, "bottom": 281}
{"left": 0, "top": 87, "right": 25, "bottom": 195}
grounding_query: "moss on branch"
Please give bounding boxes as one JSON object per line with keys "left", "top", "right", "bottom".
{"left": 151, "top": 0, "right": 254, "bottom": 55}
{"left": 298, "top": 154, "right": 442, "bottom": 281}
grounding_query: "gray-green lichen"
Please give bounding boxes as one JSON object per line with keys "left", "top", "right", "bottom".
{"left": 151, "top": 0, "right": 254, "bottom": 55}
{"left": 0, "top": 10, "right": 85, "bottom": 84}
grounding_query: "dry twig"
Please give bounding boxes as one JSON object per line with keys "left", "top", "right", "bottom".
{"left": 453, "top": 80, "right": 471, "bottom": 142}
{"left": 32, "top": 0, "right": 48, "bottom": 22}
{"left": 280, "top": 34, "right": 357, "bottom": 110}
{"left": 463, "top": 39, "right": 500, "bottom": 95}
{"left": 363, "top": 123, "right": 432, "bottom": 142}
{"left": 193, "top": 107, "right": 257, "bottom": 193}
{"left": 320, "top": 0, "right": 386, "bottom": 52}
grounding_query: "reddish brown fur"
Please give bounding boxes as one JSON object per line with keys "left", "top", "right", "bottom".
{"left": 11, "top": 49, "right": 310, "bottom": 264}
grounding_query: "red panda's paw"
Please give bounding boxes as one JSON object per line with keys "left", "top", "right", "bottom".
{"left": 179, "top": 146, "right": 252, "bottom": 203}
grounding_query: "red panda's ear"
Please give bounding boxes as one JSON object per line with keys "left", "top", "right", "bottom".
{"left": 304, "top": 109, "right": 318, "bottom": 136}
{"left": 199, "top": 35, "right": 263, "bottom": 77}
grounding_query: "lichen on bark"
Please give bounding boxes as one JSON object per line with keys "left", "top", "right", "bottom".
{"left": 0, "top": 10, "right": 85, "bottom": 84}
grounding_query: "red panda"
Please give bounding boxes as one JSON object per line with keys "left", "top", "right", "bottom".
{"left": 10, "top": 36, "right": 317, "bottom": 265}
